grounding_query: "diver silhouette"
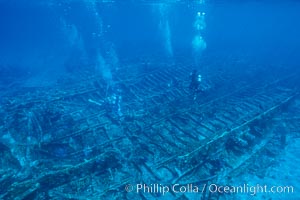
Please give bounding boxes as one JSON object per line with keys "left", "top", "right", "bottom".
{"left": 189, "top": 69, "right": 202, "bottom": 100}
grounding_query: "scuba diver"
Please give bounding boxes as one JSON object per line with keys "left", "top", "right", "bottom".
{"left": 189, "top": 69, "right": 202, "bottom": 100}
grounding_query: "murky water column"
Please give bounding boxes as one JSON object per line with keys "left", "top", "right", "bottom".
{"left": 192, "top": 0, "right": 207, "bottom": 66}
{"left": 156, "top": 3, "right": 173, "bottom": 57}
{"left": 84, "top": 0, "right": 104, "bottom": 39}
{"left": 84, "top": 0, "right": 123, "bottom": 118}
{"left": 83, "top": 0, "right": 112, "bottom": 81}
{"left": 60, "top": 18, "right": 87, "bottom": 70}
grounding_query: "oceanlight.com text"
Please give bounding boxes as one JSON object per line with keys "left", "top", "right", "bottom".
{"left": 125, "top": 183, "right": 294, "bottom": 196}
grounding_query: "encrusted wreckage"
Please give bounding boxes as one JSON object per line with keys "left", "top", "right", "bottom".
{"left": 0, "top": 58, "right": 299, "bottom": 199}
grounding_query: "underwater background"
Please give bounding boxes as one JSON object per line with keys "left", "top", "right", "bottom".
{"left": 0, "top": 0, "right": 300, "bottom": 199}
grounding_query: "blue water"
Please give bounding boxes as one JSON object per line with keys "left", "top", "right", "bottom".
{"left": 0, "top": 0, "right": 300, "bottom": 199}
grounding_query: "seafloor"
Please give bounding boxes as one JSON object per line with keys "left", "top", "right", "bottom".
{"left": 0, "top": 55, "right": 299, "bottom": 199}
